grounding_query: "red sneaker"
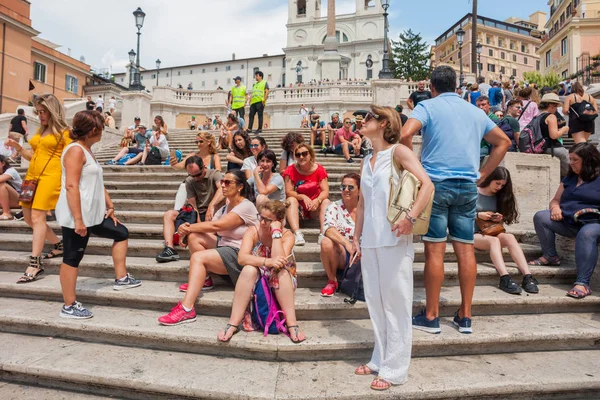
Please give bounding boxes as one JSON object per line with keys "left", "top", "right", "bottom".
{"left": 179, "top": 276, "right": 213, "bottom": 292}
{"left": 320, "top": 280, "right": 338, "bottom": 297}
{"left": 158, "top": 302, "right": 196, "bottom": 326}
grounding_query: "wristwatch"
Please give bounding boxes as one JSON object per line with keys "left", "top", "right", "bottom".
{"left": 272, "top": 232, "right": 283, "bottom": 239}
{"left": 406, "top": 215, "right": 417, "bottom": 225}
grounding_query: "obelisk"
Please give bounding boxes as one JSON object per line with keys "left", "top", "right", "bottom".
{"left": 320, "top": 0, "right": 341, "bottom": 81}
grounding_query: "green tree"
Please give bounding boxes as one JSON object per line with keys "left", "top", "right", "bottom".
{"left": 523, "top": 71, "right": 561, "bottom": 88}
{"left": 391, "top": 29, "right": 432, "bottom": 81}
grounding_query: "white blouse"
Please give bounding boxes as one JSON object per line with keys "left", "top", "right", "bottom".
{"left": 56, "top": 143, "right": 106, "bottom": 229}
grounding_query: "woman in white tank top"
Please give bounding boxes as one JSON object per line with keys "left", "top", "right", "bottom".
{"left": 352, "top": 105, "right": 434, "bottom": 390}
{"left": 55, "top": 111, "right": 141, "bottom": 320}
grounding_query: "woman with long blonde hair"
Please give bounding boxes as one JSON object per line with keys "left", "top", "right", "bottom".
{"left": 170, "top": 131, "right": 222, "bottom": 172}
{"left": 4, "top": 94, "right": 72, "bottom": 283}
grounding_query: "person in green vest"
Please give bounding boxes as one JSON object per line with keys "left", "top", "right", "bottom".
{"left": 228, "top": 76, "right": 249, "bottom": 120}
{"left": 248, "top": 71, "right": 269, "bottom": 134}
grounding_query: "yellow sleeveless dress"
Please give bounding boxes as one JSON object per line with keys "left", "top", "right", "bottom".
{"left": 20, "top": 130, "right": 72, "bottom": 210}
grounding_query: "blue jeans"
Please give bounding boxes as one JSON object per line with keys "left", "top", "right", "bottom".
{"left": 424, "top": 179, "right": 478, "bottom": 244}
{"left": 533, "top": 210, "right": 600, "bottom": 286}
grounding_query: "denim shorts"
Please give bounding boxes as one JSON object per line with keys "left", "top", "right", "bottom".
{"left": 423, "top": 179, "right": 478, "bottom": 244}
{"left": 334, "top": 143, "right": 354, "bottom": 154}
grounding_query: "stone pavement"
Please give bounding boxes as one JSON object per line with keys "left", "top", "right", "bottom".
{"left": 0, "top": 128, "right": 598, "bottom": 398}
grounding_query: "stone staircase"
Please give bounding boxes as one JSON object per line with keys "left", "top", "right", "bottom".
{"left": 0, "top": 128, "right": 598, "bottom": 399}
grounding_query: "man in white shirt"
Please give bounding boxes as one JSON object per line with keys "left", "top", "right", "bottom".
{"left": 95, "top": 95, "right": 104, "bottom": 111}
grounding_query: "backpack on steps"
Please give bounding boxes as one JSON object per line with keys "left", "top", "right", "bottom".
{"left": 146, "top": 146, "right": 162, "bottom": 165}
{"left": 251, "top": 274, "right": 288, "bottom": 336}
{"left": 338, "top": 252, "right": 365, "bottom": 304}
{"left": 518, "top": 113, "right": 548, "bottom": 154}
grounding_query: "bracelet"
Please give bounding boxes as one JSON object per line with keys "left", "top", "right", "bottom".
{"left": 262, "top": 257, "right": 266, "bottom": 267}
{"left": 271, "top": 228, "right": 282, "bottom": 234}
{"left": 107, "top": 207, "right": 114, "bottom": 210}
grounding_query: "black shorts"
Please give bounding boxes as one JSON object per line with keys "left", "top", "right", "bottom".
{"left": 128, "top": 147, "right": 143, "bottom": 155}
{"left": 62, "top": 217, "right": 129, "bottom": 268}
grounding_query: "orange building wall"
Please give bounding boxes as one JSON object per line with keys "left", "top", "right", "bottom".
{"left": 0, "top": 23, "right": 34, "bottom": 113}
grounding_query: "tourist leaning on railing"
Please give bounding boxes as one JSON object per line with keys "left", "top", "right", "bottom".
{"left": 158, "top": 170, "right": 259, "bottom": 326}
{"left": 4, "top": 93, "right": 71, "bottom": 283}
{"left": 217, "top": 200, "right": 304, "bottom": 343}
{"left": 353, "top": 105, "right": 434, "bottom": 391}
{"left": 279, "top": 132, "right": 304, "bottom": 174}
{"left": 226, "top": 131, "right": 251, "bottom": 171}
{"left": 319, "top": 172, "right": 360, "bottom": 297}
{"left": 530, "top": 143, "right": 600, "bottom": 300}
{"left": 55, "top": 110, "right": 141, "bottom": 319}
{"left": 474, "top": 167, "right": 539, "bottom": 295}
{"left": 282, "top": 143, "right": 330, "bottom": 247}
{"left": 0, "top": 155, "right": 22, "bottom": 220}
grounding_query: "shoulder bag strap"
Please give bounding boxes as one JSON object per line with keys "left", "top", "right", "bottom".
{"left": 33, "top": 133, "right": 64, "bottom": 181}
{"left": 517, "top": 101, "right": 531, "bottom": 121}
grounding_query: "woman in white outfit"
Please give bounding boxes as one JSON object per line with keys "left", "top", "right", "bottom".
{"left": 352, "top": 105, "right": 434, "bottom": 390}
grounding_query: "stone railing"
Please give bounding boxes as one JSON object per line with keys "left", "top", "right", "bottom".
{"left": 151, "top": 87, "right": 228, "bottom": 108}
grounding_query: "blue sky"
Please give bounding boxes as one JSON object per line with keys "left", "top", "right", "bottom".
{"left": 29, "top": 0, "right": 550, "bottom": 73}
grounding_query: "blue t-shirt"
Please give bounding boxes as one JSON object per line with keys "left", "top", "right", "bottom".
{"left": 560, "top": 174, "right": 600, "bottom": 225}
{"left": 488, "top": 87, "right": 502, "bottom": 106}
{"left": 410, "top": 92, "right": 497, "bottom": 182}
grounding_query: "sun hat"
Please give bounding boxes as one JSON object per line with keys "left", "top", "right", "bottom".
{"left": 540, "top": 93, "right": 561, "bottom": 104}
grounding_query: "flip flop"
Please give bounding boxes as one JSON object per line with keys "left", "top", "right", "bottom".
{"left": 218, "top": 324, "right": 240, "bottom": 343}
{"left": 287, "top": 325, "right": 306, "bottom": 344}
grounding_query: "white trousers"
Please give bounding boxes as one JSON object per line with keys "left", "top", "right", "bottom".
{"left": 362, "top": 237, "right": 414, "bottom": 384}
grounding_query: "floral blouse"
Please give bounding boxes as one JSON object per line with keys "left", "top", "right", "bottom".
{"left": 322, "top": 199, "right": 355, "bottom": 241}
{"left": 252, "top": 235, "right": 297, "bottom": 290}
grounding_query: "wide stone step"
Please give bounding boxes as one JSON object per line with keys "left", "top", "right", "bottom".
{"left": 106, "top": 188, "right": 344, "bottom": 201}
{"left": 0, "top": 250, "right": 576, "bottom": 288}
{"left": 0, "top": 333, "right": 598, "bottom": 399}
{"left": 0, "top": 233, "right": 545, "bottom": 263}
{"left": 0, "top": 297, "right": 598, "bottom": 363}
{"left": 0, "top": 382, "right": 110, "bottom": 400}
{"left": 0, "top": 271, "right": 596, "bottom": 319}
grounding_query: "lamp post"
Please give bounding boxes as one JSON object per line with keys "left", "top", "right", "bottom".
{"left": 456, "top": 27, "right": 465, "bottom": 87}
{"left": 155, "top": 59, "right": 161, "bottom": 86}
{"left": 130, "top": 7, "right": 146, "bottom": 90}
{"left": 378, "top": 0, "right": 394, "bottom": 79}
{"left": 128, "top": 49, "right": 136, "bottom": 87}
{"left": 476, "top": 42, "right": 483, "bottom": 81}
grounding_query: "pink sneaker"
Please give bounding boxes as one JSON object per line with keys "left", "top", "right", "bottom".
{"left": 179, "top": 276, "right": 213, "bottom": 292}
{"left": 320, "top": 280, "right": 338, "bottom": 297}
{"left": 158, "top": 302, "right": 196, "bottom": 326}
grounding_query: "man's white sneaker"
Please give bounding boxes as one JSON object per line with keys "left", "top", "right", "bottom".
{"left": 294, "top": 231, "right": 306, "bottom": 246}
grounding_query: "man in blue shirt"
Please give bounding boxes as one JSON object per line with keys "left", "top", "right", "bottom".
{"left": 488, "top": 81, "right": 504, "bottom": 112}
{"left": 401, "top": 66, "right": 511, "bottom": 334}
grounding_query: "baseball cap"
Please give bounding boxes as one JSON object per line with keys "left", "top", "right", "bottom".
{"left": 234, "top": 76, "right": 242, "bottom": 81}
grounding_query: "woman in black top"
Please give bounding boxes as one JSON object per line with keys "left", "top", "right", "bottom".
{"left": 563, "top": 81, "right": 598, "bottom": 144}
{"left": 538, "top": 93, "right": 570, "bottom": 177}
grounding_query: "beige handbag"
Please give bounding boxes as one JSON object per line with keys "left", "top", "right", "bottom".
{"left": 387, "top": 145, "right": 434, "bottom": 235}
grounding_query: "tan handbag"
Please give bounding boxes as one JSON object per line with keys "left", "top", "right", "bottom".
{"left": 386, "top": 145, "right": 434, "bottom": 235}
{"left": 475, "top": 217, "right": 506, "bottom": 236}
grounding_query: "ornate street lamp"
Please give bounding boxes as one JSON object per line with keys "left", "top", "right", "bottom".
{"left": 476, "top": 42, "right": 483, "bottom": 80}
{"left": 156, "top": 59, "right": 161, "bottom": 86}
{"left": 130, "top": 7, "right": 146, "bottom": 90}
{"left": 378, "top": 0, "right": 394, "bottom": 79}
{"left": 128, "top": 49, "right": 136, "bottom": 87}
{"left": 456, "top": 27, "right": 465, "bottom": 87}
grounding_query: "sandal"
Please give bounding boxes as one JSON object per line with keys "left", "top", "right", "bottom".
{"left": 355, "top": 365, "right": 374, "bottom": 376}
{"left": 287, "top": 325, "right": 306, "bottom": 344}
{"left": 44, "top": 240, "right": 64, "bottom": 259}
{"left": 16, "top": 256, "right": 44, "bottom": 284}
{"left": 218, "top": 323, "right": 240, "bottom": 343}
{"left": 370, "top": 377, "right": 392, "bottom": 391}
{"left": 528, "top": 256, "right": 560, "bottom": 266}
{"left": 0, "top": 215, "right": 12, "bottom": 220}
{"left": 567, "top": 284, "right": 592, "bottom": 299}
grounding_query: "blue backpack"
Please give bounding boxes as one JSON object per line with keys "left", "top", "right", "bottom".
{"left": 251, "top": 274, "right": 288, "bottom": 336}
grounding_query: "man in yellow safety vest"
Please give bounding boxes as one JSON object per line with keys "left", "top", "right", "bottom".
{"left": 248, "top": 71, "right": 269, "bottom": 134}
{"left": 228, "top": 76, "right": 249, "bottom": 120}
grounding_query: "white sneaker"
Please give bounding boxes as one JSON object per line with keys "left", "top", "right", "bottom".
{"left": 317, "top": 233, "right": 324, "bottom": 245}
{"left": 294, "top": 231, "right": 306, "bottom": 246}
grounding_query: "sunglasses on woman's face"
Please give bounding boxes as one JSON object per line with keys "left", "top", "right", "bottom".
{"left": 220, "top": 179, "right": 238, "bottom": 187}
{"left": 340, "top": 184, "right": 356, "bottom": 191}
{"left": 250, "top": 144, "right": 260, "bottom": 148}
{"left": 257, "top": 214, "right": 274, "bottom": 224}
{"left": 364, "top": 111, "right": 379, "bottom": 123}
{"left": 295, "top": 150, "right": 309, "bottom": 158}
{"left": 33, "top": 109, "right": 48, "bottom": 116}
{"left": 195, "top": 140, "right": 205, "bottom": 144}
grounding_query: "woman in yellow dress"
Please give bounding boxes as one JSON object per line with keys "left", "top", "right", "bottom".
{"left": 4, "top": 94, "right": 72, "bottom": 283}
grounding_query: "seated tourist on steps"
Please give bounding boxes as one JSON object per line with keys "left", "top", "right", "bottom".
{"left": 226, "top": 131, "right": 251, "bottom": 171}
{"left": 279, "top": 132, "right": 304, "bottom": 174}
{"left": 530, "top": 143, "right": 600, "bottom": 300}
{"left": 158, "top": 170, "right": 259, "bottom": 325}
{"left": 217, "top": 200, "right": 305, "bottom": 343}
{"left": 169, "top": 131, "right": 222, "bottom": 172}
{"left": 0, "top": 155, "right": 22, "bottom": 220}
{"left": 220, "top": 114, "right": 239, "bottom": 150}
{"left": 134, "top": 126, "right": 169, "bottom": 165}
{"left": 333, "top": 117, "right": 361, "bottom": 164}
{"left": 156, "top": 156, "right": 224, "bottom": 263}
{"left": 309, "top": 114, "right": 326, "bottom": 149}
{"left": 56, "top": 110, "right": 141, "bottom": 319}
{"left": 282, "top": 144, "right": 330, "bottom": 247}
{"left": 105, "top": 124, "right": 150, "bottom": 165}
{"left": 319, "top": 173, "right": 359, "bottom": 297}
{"left": 241, "top": 136, "right": 268, "bottom": 179}
{"left": 248, "top": 150, "right": 286, "bottom": 209}
{"left": 474, "top": 167, "right": 539, "bottom": 295}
